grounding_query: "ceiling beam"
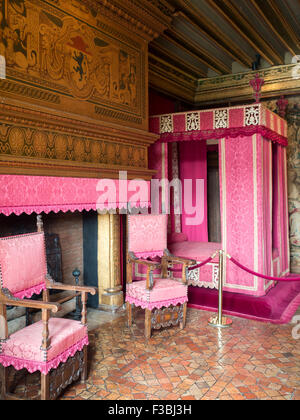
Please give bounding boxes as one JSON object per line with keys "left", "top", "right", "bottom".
{"left": 150, "top": 42, "right": 207, "bottom": 77}
{"left": 163, "top": 30, "right": 231, "bottom": 74}
{"left": 148, "top": 51, "right": 200, "bottom": 83}
{"left": 265, "top": 0, "right": 300, "bottom": 50}
{"left": 249, "top": 0, "right": 298, "bottom": 56}
{"left": 206, "top": 0, "right": 284, "bottom": 65}
{"left": 148, "top": 53, "right": 196, "bottom": 103}
{"left": 174, "top": 10, "right": 253, "bottom": 68}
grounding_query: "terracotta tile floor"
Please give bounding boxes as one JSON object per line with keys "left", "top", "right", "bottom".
{"left": 2, "top": 307, "right": 300, "bottom": 400}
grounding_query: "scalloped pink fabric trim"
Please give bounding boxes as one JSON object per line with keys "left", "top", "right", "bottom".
{"left": 134, "top": 251, "right": 164, "bottom": 259}
{"left": 157, "top": 126, "right": 288, "bottom": 146}
{"left": 0, "top": 204, "right": 150, "bottom": 217}
{"left": 13, "top": 282, "right": 47, "bottom": 299}
{"left": 0, "top": 336, "right": 89, "bottom": 375}
{"left": 126, "top": 295, "right": 188, "bottom": 310}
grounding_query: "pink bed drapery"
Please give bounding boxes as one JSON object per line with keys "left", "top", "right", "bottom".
{"left": 148, "top": 142, "right": 169, "bottom": 215}
{"left": 179, "top": 141, "right": 208, "bottom": 242}
{"left": 0, "top": 175, "right": 151, "bottom": 216}
{"left": 149, "top": 103, "right": 289, "bottom": 297}
{"left": 277, "top": 145, "right": 289, "bottom": 276}
{"left": 219, "top": 133, "right": 289, "bottom": 296}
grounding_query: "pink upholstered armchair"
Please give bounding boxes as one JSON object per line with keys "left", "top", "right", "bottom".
{"left": 0, "top": 229, "right": 96, "bottom": 400}
{"left": 126, "top": 214, "right": 196, "bottom": 338}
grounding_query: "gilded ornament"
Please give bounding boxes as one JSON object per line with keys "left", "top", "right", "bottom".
{"left": 32, "top": 131, "right": 48, "bottom": 158}
{"left": 74, "top": 137, "right": 85, "bottom": 161}
{"left": 99, "top": 141, "right": 108, "bottom": 164}
{"left": 120, "top": 146, "right": 128, "bottom": 165}
{"left": 91, "top": 141, "right": 101, "bottom": 163}
{"left": 8, "top": 127, "right": 24, "bottom": 155}
{"left": 107, "top": 143, "right": 116, "bottom": 163}
{"left": 54, "top": 134, "right": 68, "bottom": 160}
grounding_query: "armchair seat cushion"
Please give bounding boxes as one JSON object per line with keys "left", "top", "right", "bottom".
{"left": 0, "top": 318, "right": 88, "bottom": 375}
{"left": 126, "top": 278, "right": 188, "bottom": 310}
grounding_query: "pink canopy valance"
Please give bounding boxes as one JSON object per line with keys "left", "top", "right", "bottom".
{"left": 0, "top": 175, "right": 151, "bottom": 216}
{"left": 149, "top": 103, "right": 288, "bottom": 146}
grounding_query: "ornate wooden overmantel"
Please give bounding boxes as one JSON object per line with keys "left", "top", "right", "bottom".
{"left": 0, "top": 0, "right": 172, "bottom": 179}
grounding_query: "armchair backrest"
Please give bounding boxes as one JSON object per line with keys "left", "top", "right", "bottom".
{"left": 0, "top": 232, "right": 47, "bottom": 299}
{"left": 128, "top": 214, "right": 168, "bottom": 258}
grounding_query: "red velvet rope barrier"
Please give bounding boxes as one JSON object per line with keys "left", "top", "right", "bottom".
{"left": 169, "top": 256, "right": 214, "bottom": 273}
{"left": 229, "top": 256, "right": 300, "bottom": 282}
{"left": 168, "top": 253, "right": 300, "bottom": 281}
{"left": 188, "top": 256, "right": 214, "bottom": 271}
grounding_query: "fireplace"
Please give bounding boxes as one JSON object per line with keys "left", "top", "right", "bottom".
{"left": 0, "top": 208, "right": 128, "bottom": 320}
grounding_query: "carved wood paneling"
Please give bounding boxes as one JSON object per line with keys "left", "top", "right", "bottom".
{"left": 49, "top": 349, "right": 84, "bottom": 400}
{"left": 151, "top": 304, "right": 184, "bottom": 330}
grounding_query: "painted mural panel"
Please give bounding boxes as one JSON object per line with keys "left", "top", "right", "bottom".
{"left": 265, "top": 98, "right": 300, "bottom": 274}
{"left": 287, "top": 102, "right": 300, "bottom": 274}
{"left": 0, "top": 0, "right": 146, "bottom": 127}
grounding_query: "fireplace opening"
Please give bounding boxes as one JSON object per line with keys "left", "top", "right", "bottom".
{"left": 0, "top": 209, "right": 126, "bottom": 329}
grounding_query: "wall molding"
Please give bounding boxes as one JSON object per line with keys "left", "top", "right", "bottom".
{"left": 0, "top": 100, "right": 157, "bottom": 179}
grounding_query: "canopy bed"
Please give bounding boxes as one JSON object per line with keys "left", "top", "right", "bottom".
{"left": 147, "top": 103, "right": 297, "bottom": 321}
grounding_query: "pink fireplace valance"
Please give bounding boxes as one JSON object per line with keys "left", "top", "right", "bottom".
{"left": 149, "top": 103, "right": 288, "bottom": 146}
{"left": 0, "top": 175, "right": 151, "bottom": 216}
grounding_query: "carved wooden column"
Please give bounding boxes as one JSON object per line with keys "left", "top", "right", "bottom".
{"left": 97, "top": 214, "right": 123, "bottom": 312}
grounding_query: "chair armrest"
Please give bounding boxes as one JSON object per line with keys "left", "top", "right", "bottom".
{"left": 128, "top": 258, "right": 161, "bottom": 269}
{"left": 128, "top": 252, "right": 161, "bottom": 269}
{"left": 163, "top": 255, "right": 196, "bottom": 266}
{"left": 128, "top": 259, "right": 158, "bottom": 290}
{"left": 0, "top": 289, "right": 61, "bottom": 313}
{"left": 46, "top": 279, "right": 97, "bottom": 296}
{"left": 164, "top": 249, "right": 196, "bottom": 265}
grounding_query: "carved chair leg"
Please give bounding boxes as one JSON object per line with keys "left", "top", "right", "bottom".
{"left": 126, "top": 302, "right": 133, "bottom": 327}
{"left": 0, "top": 365, "right": 7, "bottom": 400}
{"left": 145, "top": 309, "right": 152, "bottom": 339}
{"left": 180, "top": 303, "right": 187, "bottom": 330}
{"left": 41, "top": 373, "right": 50, "bottom": 400}
{"left": 81, "top": 346, "right": 88, "bottom": 384}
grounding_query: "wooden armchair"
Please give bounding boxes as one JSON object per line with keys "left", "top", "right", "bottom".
{"left": 126, "top": 214, "right": 195, "bottom": 339}
{"left": 0, "top": 229, "right": 96, "bottom": 400}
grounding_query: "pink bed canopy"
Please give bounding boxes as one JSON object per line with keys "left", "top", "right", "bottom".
{"left": 149, "top": 103, "right": 289, "bottom": 297}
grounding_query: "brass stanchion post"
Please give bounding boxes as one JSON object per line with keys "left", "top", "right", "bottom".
{"left": 209, "top": 250, "right": 232, "bottom": 328}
